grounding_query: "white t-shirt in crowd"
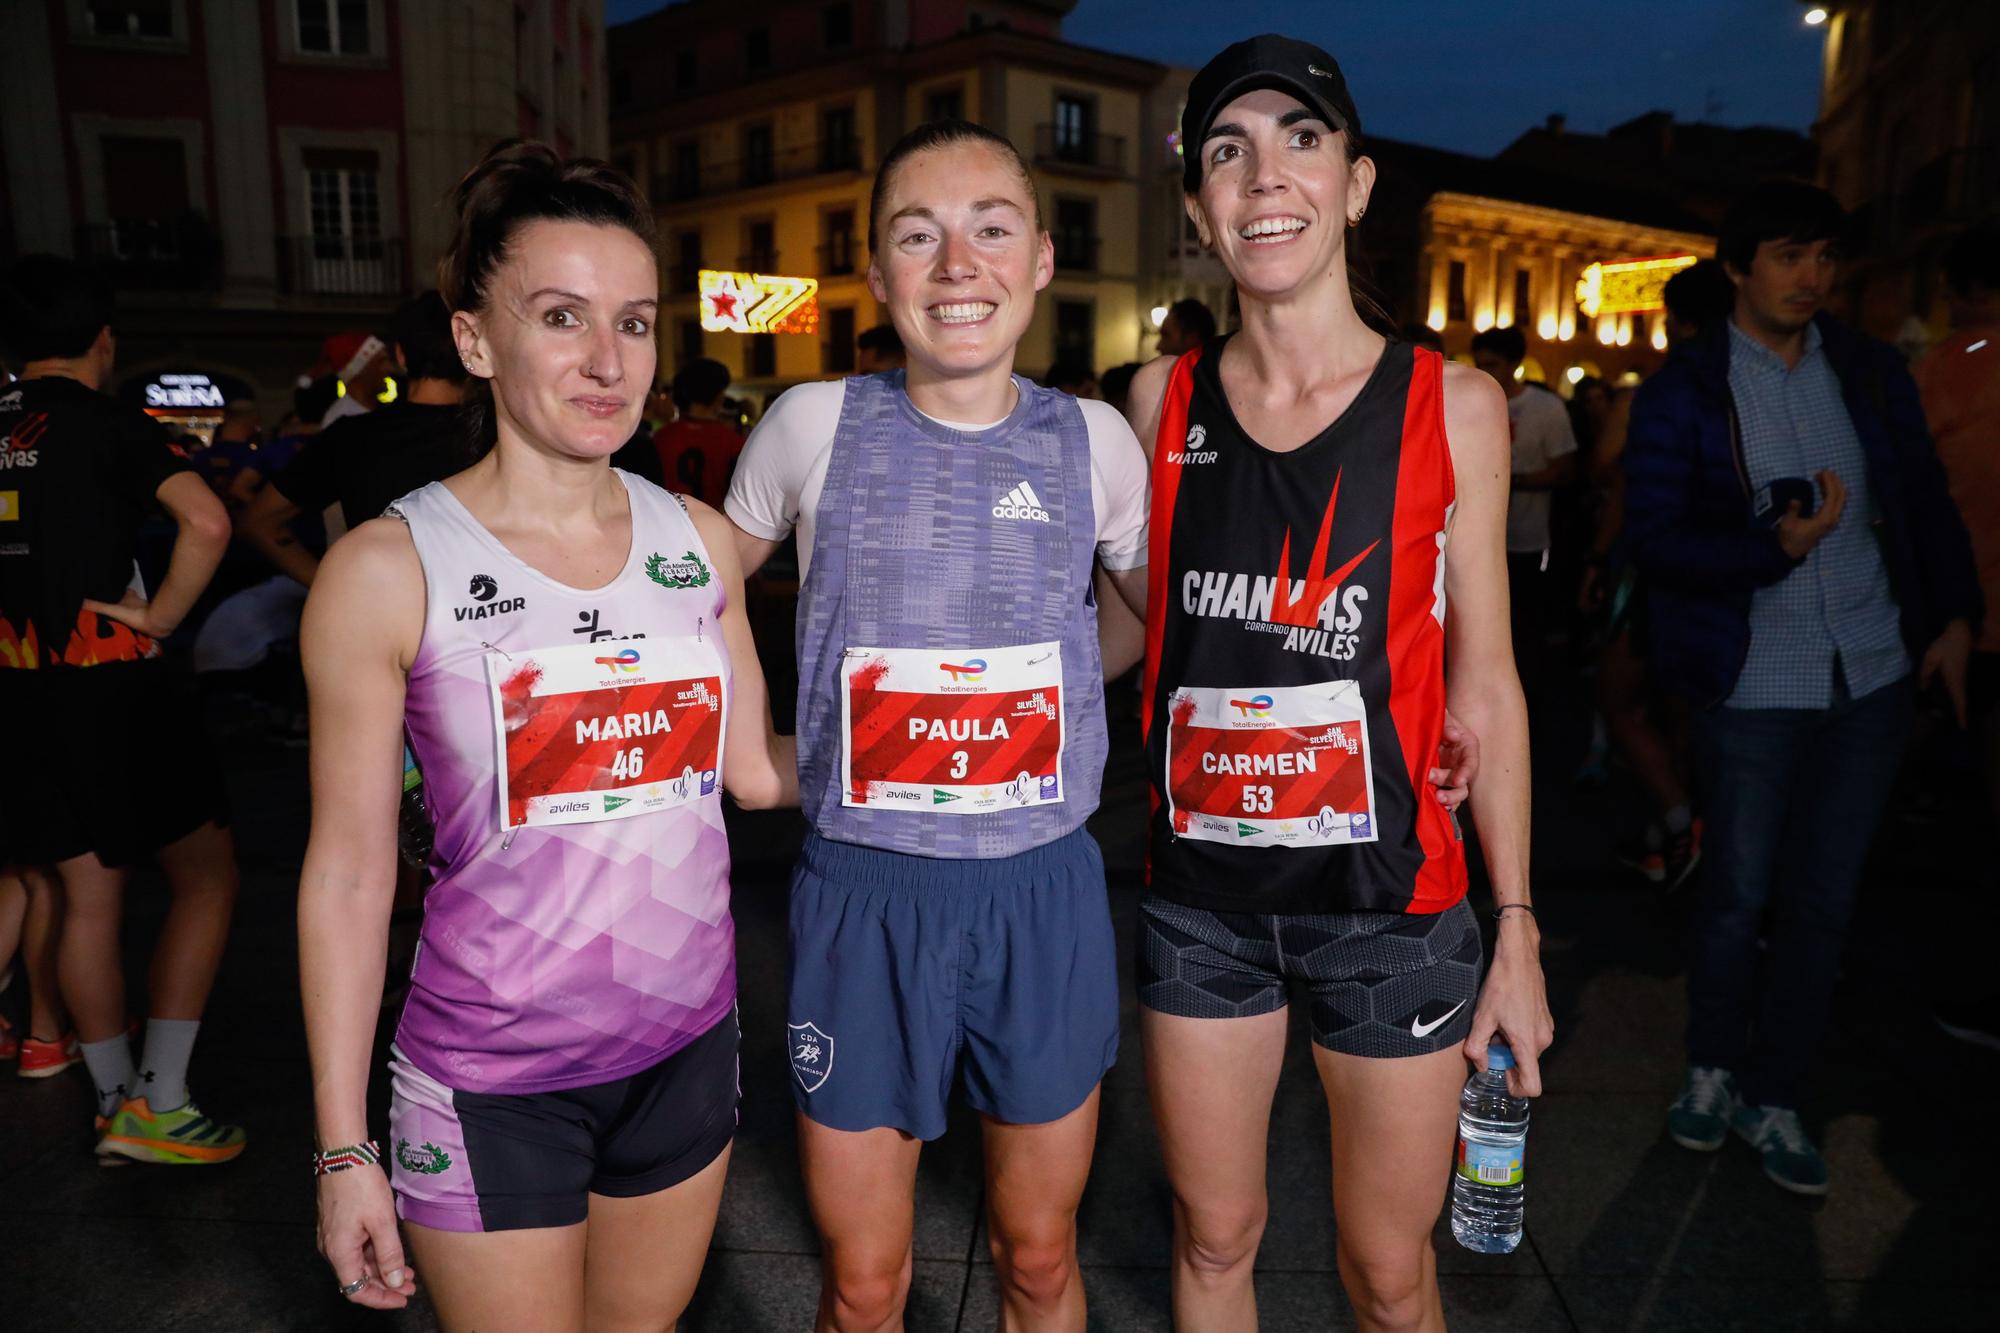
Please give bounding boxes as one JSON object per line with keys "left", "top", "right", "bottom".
{"left": 1504, "top": 386, "right": 1578, "bottom": 554}
{"left": 724, "top": 378, "right": 1150, "bottom": 578}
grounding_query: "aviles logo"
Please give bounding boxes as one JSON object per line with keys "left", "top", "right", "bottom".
{"left": 1169, "top": 422, "right": 1217, "bottom": 466}
{"left": 595, "top": 648, "right": 642, "bottom": 673}
{"left": 939, "top": 658, "right": 987, "bottom": 682}
{"left": 0, "top": 412, "right": 49, "bottom": 469}
{"left": 1229, "top": 694, "right": 1274, "bottom": 718}
{"left": 993, "top": 481, "right": 1052, "bottom": 522}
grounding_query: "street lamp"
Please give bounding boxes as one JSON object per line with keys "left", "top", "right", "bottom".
{"left": 1804, "top": 7, "right": 1828, "bottom": 26}
{"left": 1150, "top": 306, "right": 1168, "bottom": 328}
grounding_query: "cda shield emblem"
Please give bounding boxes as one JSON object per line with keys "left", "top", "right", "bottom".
{"left": 789, "top": 1021, "right": 834, "bottom": 1092}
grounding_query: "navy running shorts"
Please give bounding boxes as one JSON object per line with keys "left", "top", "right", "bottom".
{"left": 386, "top": 1013, "right": 738, "bottom": 1233}
{"left": 1138, "top": 895, "right": 1483, "bottom": 1058}
{"left": 786, "top": 825, "right": 1120, "bottom": 1140}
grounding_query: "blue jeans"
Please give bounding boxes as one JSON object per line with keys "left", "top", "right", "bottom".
{"left": 1686, "top": 676, "right": 1913, "bottom": 1108}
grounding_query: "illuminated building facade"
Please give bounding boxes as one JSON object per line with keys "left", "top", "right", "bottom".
{"left": 0, "top": 0, "right": 607, "bottom": 410}
{"left": 608, "top": 0, "right": 1166, "bottom": 397}
{"left": 1415, "top": 193, "right": 1711, "bottom": 385}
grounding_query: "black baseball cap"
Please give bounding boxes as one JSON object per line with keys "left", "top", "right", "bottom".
{"left": 1181, "top": 34, "right": 1360, "bottom": 192}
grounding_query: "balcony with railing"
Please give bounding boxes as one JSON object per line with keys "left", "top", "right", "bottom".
{"left": 654, "top": 138, "right": 864, "bottom": 203}
{"left": 277, "top": 234, "right": 404, "bottom": 297}
{"left": 1034, "top": 125, "right": 1128, "bottom": 177}
{"left": 1052, "top": 234, "right": 1100, "bottom": 273}
{"left": 817, "top": 239, "right": 860, "bottom": 277}
{"left": 74, "top": 216, "right": 220, "bottom": 291}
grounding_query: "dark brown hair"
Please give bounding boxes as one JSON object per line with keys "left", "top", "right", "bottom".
{"left": 868, "top": 120, "right": 1043, "bottom": 251}
{"left": 438, "top": 140, "right": 656, "bottom": 452}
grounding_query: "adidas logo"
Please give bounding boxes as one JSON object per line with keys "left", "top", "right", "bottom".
{"left": 992, "top": 481, "right": 1052, "bottom": 523}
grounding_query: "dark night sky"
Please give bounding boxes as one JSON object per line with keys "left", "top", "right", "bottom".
{"left": 604, "top": 0, "right": 1827, "bottom": 157}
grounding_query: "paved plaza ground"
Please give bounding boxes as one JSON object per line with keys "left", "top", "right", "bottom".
{"left": 5, "top": 701, "right": 1996, "bottom": 1331}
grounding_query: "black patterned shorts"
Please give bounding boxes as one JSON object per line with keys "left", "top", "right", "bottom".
{"left": 1138, "top": 895, "right": 1483, "bottom": 1058}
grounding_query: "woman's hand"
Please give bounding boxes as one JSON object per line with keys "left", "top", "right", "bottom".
{"left": 317, "top": 1166, "right": 417, "bottom": 1310}
{"left": 80, "top": 588, "right": 180, "bottom": 640}
{"left": 1429, "top": 709, "right": 1480, "bottom": 812}
{"left": 1463, "top": 913, "right": 1555, "bottom": 1098}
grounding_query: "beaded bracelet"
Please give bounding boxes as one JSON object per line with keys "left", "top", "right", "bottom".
{"left": 313, "top": 1140, "right": 381, "bottom": 1176}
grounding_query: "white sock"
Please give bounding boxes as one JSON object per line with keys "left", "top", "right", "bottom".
{"left": 80, "top": 1036, "right": 136, "bottom": 1118}
{"left": 138, "top": 1018, "right": 200, "bottom": 1113}
{"left": 1664, "top": 804, "right": 1693, "bottom": 835}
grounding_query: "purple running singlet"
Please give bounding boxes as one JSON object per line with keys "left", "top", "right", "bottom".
{"left": 390, "top": 473, "right": 735, "bottom": 1095}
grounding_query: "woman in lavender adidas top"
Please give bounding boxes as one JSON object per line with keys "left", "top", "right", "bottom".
{"left": 298, "top": 143, "right": 794, "bottom": 1327}
{"left": 724, "top": 121, "right": 1154, "bottom": 1330}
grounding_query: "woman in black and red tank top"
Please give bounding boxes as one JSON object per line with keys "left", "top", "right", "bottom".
{"left": 1121, "top": 35, "right": 1552, "bottom": 1332}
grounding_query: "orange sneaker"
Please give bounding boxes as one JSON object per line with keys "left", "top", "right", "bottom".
{"left": 96, "top": 1096, "right": 247, "bottom": 1165}
{"left": 18, "top": 1032, "right": 81, "bottom": 1079}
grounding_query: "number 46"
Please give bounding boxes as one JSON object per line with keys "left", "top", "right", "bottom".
{"left": 612, "top": 747, "right": 645, "bottom": 780}
{"left": 1241, "top": 785, "right": 1273, "bottom": 814}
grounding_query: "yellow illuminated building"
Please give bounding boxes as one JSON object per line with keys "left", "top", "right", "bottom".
{"left": 1420, "top": 193, "right": 1712, "bottom": 385}
{"left": 609, "top": 1, "right": 1163, "bottom": 401}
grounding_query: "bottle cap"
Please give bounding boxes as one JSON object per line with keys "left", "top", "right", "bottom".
{"left": 1485, "top": 1042, "right": 1515, "bottom": 1071}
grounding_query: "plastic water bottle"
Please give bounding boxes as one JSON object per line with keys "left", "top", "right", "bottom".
{"left": 1452, "top": 1042, "right": 1528, "bottom": 1254}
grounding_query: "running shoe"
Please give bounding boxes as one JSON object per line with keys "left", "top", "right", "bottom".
{"left": 1933, "top": 996, "right": 2000, "bottom": 1052}
{"left": 17, "top": 1032, "right": 81, "bottom": 1078}
{"left": 0, "top": 1014, "right": 17, "bottom": 1062}
{"left": 1616, "top": 825, "right": 1666, "bottom": 884}
{"left": 1732, "top": 1103, "right": 1829, "bottom": 1196}
{"left": 96, "top": 1097, "right": 247, "bottom": 1165}
{"left": 1661, "top": 820, "right": 1703, "bottom": 894}
{"left": 1665, "top": 1065, "right": 1737, "bottom": 1151}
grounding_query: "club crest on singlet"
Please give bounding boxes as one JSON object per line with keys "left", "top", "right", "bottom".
{"left": 1176, "top": 469, "right": 1378, "bottom": 662}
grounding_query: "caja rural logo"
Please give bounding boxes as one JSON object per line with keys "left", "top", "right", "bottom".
{"left": 595, "top": 648, "right": 642, "bottom": 673}
{"left": 939, "top": 658, "right": 987, "bottom": 682}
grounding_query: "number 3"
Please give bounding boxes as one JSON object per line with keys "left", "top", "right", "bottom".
{"left": 950, "top": 750, "right": 969, "bottom": 780}
{"left": 1241, "top": 784, "right": 1273, "bottom": 814}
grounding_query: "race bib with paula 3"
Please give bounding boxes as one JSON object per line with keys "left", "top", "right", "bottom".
{"left": 486, "top": 636, "right": 727, "bottom": 830}
{"left": 1164, "top": 681, "right": 1379, "bottom": 848}
{"left": 840, "top": 642, "right": 1064, "bottom": 815}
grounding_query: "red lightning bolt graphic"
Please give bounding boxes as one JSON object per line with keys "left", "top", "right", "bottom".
{"left": 1268, "top": 469, "right": 1380, "bottom": 628}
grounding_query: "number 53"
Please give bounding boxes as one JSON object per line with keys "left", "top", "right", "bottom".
{"left": 1241, "top": 785, "right": 1273, "bottom": 814}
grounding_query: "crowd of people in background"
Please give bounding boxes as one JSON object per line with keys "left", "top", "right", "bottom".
{"left": 0, "top": 37, "right": 1994, "bottom": 1326}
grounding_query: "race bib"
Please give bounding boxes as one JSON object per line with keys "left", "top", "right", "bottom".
{"left": 1164, "top": 681, "right": 1378, "bottom": 848}
{"left": 486, "top": 636, "right": 727, "bottom": 830}
{"left": 841, "top": 642, "right": 1063, "bottom": 814}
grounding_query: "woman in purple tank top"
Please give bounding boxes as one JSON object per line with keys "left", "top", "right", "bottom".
{"left": 298, "top": 143, "right": 794, "bottom": 1328}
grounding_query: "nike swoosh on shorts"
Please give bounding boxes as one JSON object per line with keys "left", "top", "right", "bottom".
{"left": 1410, "top": 1000, "right": 1467, "bottom": 1039}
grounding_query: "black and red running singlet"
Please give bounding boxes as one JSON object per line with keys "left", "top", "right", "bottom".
{"left": 1141, "top": 338, "right": 1467, "bottom": 915}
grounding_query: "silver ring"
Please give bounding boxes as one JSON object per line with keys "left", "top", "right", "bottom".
{"left": 339, "top": 1277, "right": 368, "bottom": 1296}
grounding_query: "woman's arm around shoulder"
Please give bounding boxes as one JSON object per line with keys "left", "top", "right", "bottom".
{"left": 1439, "top": 362, "right": 1554, "bottom": 1098}
{"left": 687, "top": 497, "right": 797, "bottom": 810}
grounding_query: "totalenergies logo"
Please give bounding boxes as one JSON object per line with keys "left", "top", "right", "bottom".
{"left": 595, "top": 648, "right": 642, "bottom": 673}
{"left": 940, "top": 658, "right": 987, "bottom": 682}
{"left": 1230, "top": 694, "right": 1274, "bottom": 718}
